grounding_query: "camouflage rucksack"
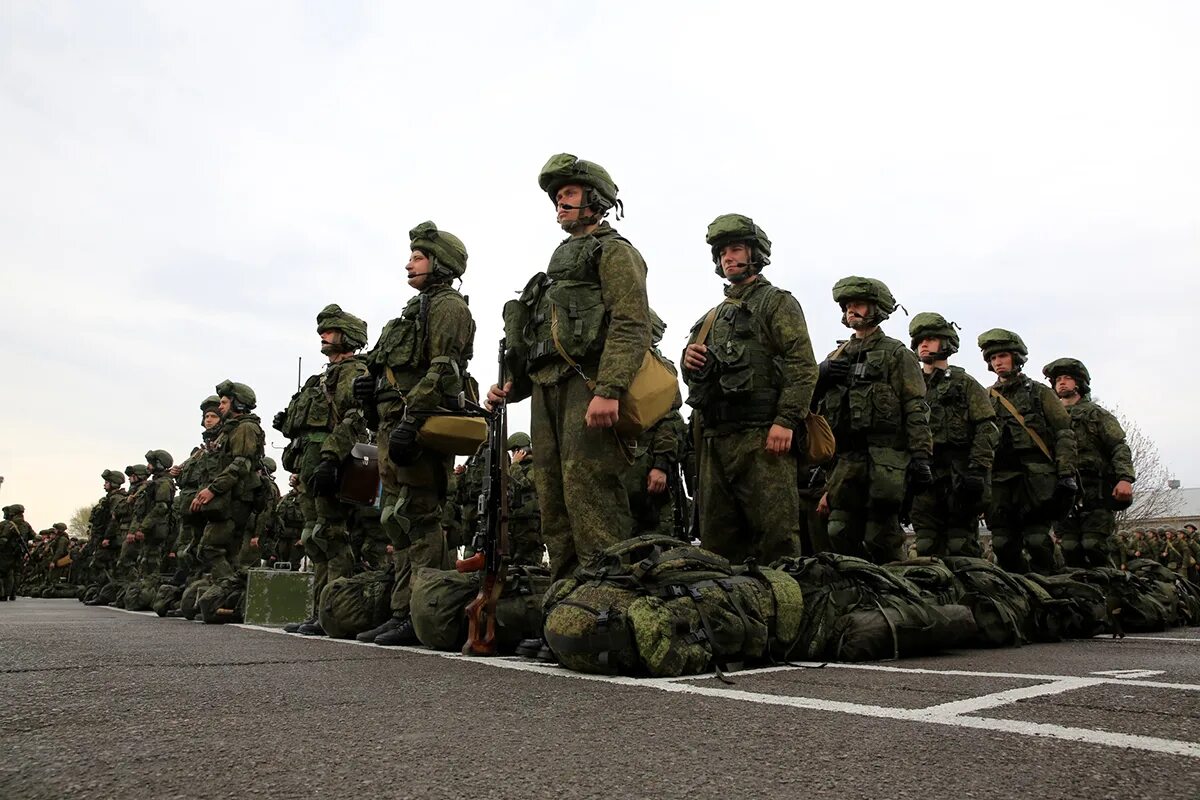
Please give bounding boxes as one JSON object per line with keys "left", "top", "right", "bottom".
{"left": 941, "top": 557, "right": 1034, "bottom": 647}
{"left": 410, "top": 565, "right": 552, "bottom": 652}
{"left": 1126, "top": 559, "right": 1200, "bottom": 626}
{"left": 123, "top": 575, "right": 163, "bottom": 612}
{"left": 199, "top": 571, "right": 247, "bottom": 624}
{"left": 318, "top": 567, "right": 395, "bottom": 639}
{"left": 180, "top": 577, "right": 212, "bottom": 620}
{"left": 153, "top": 583, "right": 184, "bottom": 617}
{"left": 884, "top": 558, "right": 963, "bottom": 606}
{"left": 1023, "top": 572, "right": 1112, "bottom": 638}
{"left": 543, "top": 535, "right": 804, "bottom": 678}
{"left": 1074, "top": 565, "right": 1170, "bottom": 634}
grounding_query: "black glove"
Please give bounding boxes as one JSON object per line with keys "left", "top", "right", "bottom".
{"left": 272, "top": 411, "right": 287, "bottom": 432}
{"left": 908, "top": 457, "right": 934, "bottom": 490}
{"left": 1049, "top": 474, "right": 1079, "bottom": 520}
{"left": 388, "top": 418, "right": 422, "bottom": 467}
{"left": 819, "top": 359, "right": 851, "bottom": 385}
{"left": 308, "top": 458, "right": 340, "bottom": 497}
{"left": 959, "top": 470, "right": 986, "bottom": 506}
{"left": 352, "top": 374, "right": 376, "bottom": 403}
{"left": 1055, "top": 475, "right": 1078, "bottom": 496}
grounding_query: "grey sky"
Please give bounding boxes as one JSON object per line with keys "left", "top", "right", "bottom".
{"left": 2, "top": 1, "right": 1198, "bottom": 528}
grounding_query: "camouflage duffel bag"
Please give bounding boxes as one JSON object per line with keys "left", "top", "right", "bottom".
{"left": 42, "top": 584, "right": 81, "bottom": 599}
{"left": 99, "top": 580, "right": 127, "bottom": 607}
{"left": 81, "top": 584, "right": 102, "bottom": 604}
{"left": 1078, "top": 565, "right": 1172, "bottom": 633}
{"left": 153, "top": 583, "right": 184, "bottom": 617}
{"left": 411, "top": 565, "right": 552, "bottom": 652}
{"left": 180, "top": 577, "right": 212, "bottom": 621}
{"left": 1023, "top": 572, "right": 1112, "bottom": 638}
{"left": 884, "top": 558, "right": 963, "bottom": 606}
{"left": 543, "top": 535, "right": 803, "bottom": 678}
{"left": 942, "top": 557, "right": 1034, "bottom": 648}
{"left": 1126, "top": 559, "right": 1200, "bottom": 626}
{"left": 122, "top": 576, "right": 163, "bottom": 612}
{"left": 318, "top": 567, "right": 395, "bottom": 640}
{"left": 199, "top": 572, "right": 247, "bottom": 624}
{"left": 830, "top": 598, "right": 976, "bottom": 662}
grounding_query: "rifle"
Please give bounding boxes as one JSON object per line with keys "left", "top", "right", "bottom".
{"left": 668, "top": 463, "right": 689, "bottom": 541}
{"left": 454, "top": 337, "right": 510, "bottom": 656}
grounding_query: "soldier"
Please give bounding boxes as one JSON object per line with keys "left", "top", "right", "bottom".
{"left": 441, "top": 464, "right": 466, "bottom": 555}
{"left": 456, "top": 444, "right": 487, "bottom": 557}
{"left": 681, "top": 214, "right": 816, "bottom": 562}
{"left": 274, "top": 304, "right": 370, "bottom": 636}
{"left": 171, "top": 397, "right": 224, "bottom": 583}
{"left": 354, "top": 223, "right": 475, "bottom": 646}
{"left": 487, "top": 154, "right": 651, "bottom": 585}
{"left": 813, "top": 277, "right": 933, "bottom": 565}
{"left": 1043, "top": 358, "right": 1135, "bottom": 568}
{"left": 190, "top": 380, "right": 266, "bottom": 580}
{"left": 274, "top": 474, "right": 306, "bottom": 569}
{"left": 907, "top": 313, "right": 998, "bottom": 557}
{"left": 45, "top": 523, "right": 72, "bottom": 588}
{"left": 82, "top": 472, "right": 127, "bottom": 603}
{"left": 134, "top": 449, "right": 176, "bottom": 576}
{"left": 0, "top": 507, "right": 28, "bottom": 601}
{"left": 629, "top": 314, "right": 687, "bottom": 540}
{"left": 117, "top": 465, "right": 151, "bottom": 582}
{"left": 978, "top": 329, "right": 1077, "bottom": 574}
{"left": 506, "top": 432, "right": 544, "bottom": 565}
{"left": 243, "top": 456, "right": 282, "bottom": 569}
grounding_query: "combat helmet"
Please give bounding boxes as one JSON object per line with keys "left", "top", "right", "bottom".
{"left": 145, "top": 449, "right": 174, "bottom": 472}
{"left": 102, "top": 468, "right": 126, "bottom": 487}
{"left": 832, "top": 276, "right": 898, "bottom": 326}
{"left": 1042, "top": 358, "right": 1091, "bottom": 396}
{"left": 201, "top": 395, "right": 221, "bottom": 414}
{"left": 908, "top": 312, "right": 960, "bottom": 358}
{"left": 316, "top": 304, "right": 369, "bottom": 351}
{"left": 53, "top": 522, "right": 67, "bottom": 532}
{"left": 216, "top": 379, "right": 257, "bottom": 412}
{"left": 261, "top": 456, "right": 277, "bottom": 474}
{"left": 409, "top": 221, "right": 468, "bottom": 280}
{"left": 125, "top": 464, "right": 149, "bottom": 480}
{"left": 507, "top": 432, "right": 532, "bottom": 451}
{"left": 8, "top": 504, "right": 25, "bottom": 515}
{"left": 705, "top": 214, "right": 772, "bottom": 281}
{"left": 977, "top": 328, "right": 1028, "bottom": 370}
{"left": 537, "top": 153, "right": 622, "bottom": 219}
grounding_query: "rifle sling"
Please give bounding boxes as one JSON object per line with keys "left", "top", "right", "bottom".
{"left": 989, "top": 388, "right": 1054, "bottom": 463}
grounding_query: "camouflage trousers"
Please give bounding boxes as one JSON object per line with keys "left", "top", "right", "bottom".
{"left": 299, "top": 489, "right": 356, "bottom": 615}
{"left": 0, "top": 563, "right": 16, "bottom": 598}
{"left": 197, "top": 501, "right": 253, "bottom": 581}
{"left": 910, "top": 475, "right": 984, "bottom": 559}
{"left": 531, "top": 378, "right": 635, "bottom": 582}
{"left": 273, "top": 533, "right": 304, "bottom": 569}
{"left": 509, "top": 517, "right": 546, "bottom": 567}
{"left": 798, "top": 489, "right": 830, "bottom": 555}
{"left": 986, "top": 475, "right": 1055, "bottom": 575}
{"left": 1056, "top": 507, "right": 1115, "bottom": 569}
{"left": 379, "top": 416, "right": 452, "bottom": 619}
{"left": 826, "top": 448, "right": 909, "bottom": 565}
{"left": 698, "top": 427, "right": 800, "bottom": 566}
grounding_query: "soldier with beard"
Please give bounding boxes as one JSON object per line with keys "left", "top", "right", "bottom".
{"left": 907, "top": 313, "right": 998, "bottom": 557}
{"left": 190, "top": 381, "right": 266, "bottom": 580}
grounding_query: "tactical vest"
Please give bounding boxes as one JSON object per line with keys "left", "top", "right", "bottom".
{"left": 130, "top": 481, "right": 154, "bottom": 526}
{"left": 370, "top": 287, "right": 472, "bottom": 398}
{"left": 213, "top": 415, "right": 267, "bottom": 500}
{"left": 991, "top": 376, "right": 1053, "bottom": 464}
{"left": 526, "top": 228, "right": 629, "bottom": 368}
{"left": 89, "top": 496, "right": 112, "bottom": 543}
{"left": 1068, "top": 401, "right": 1112, "bottom": 479}
{"left": 277, "top": 494, "right": 306, "bottom": 532}
{"left": 820, "top": 334, "right": 908, "bottom": 448}
{"left": 111, "top": 487, "right": 137, "bottom": 533}
{"left": 508, "top": 462, "right": 539, "bottom": 521}
{"left": 178, "top": 447, "right": 218, "bottom": 500}
{"left": 685, "top": 283, "right": 790, "bottom": 426}
{"left": 926, "top": 366, "right": 973, "bottom": 450}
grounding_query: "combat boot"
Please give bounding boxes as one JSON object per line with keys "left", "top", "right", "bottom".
{"left": 516, "top": 637, "right": 557, "bottom": 663}
{"left": 373, "top": 617, "right": 418, "bottom": 647}
{"left": 283, "top": 618, "right": 316, "bottom": 634}
{"left": 297, "top": 620, "right": 326, "bottom": 636}
{"left": 356, "top": 617, "right": 401, "bottom": 643}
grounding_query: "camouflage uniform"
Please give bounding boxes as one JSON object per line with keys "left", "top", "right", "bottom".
{"left": 625, "top": 406, "right": 688, "bottom": 540}
{"left": 684, "top": 216, "right": 817, "bottom": 564}
{"left": 274, "top": 488, "right": 306, "bottom": 569}
{"left": 196, "top": 381, "right": 266, "bottom": 580}
{"left": 135, "top": 450, "right": 176, "bottom": 575}
{"left": 362, "top": 224, "right": 474, "bottom": 626}
{"left": 503, "top": 156, "right": 651, "bottom": 582}
{"left": 457, "top": 446, "right": 487, "bottom": 557}
{"left": 117, "top": 467, "right": 151, "bottom": 581}
{"left": 1043, "top": 358, "right": 1135, "bottom": 568}
{"left": 0, "top": 507, "right": 27, "bottom": 600}
{"left": 817, "top": 278, "right": 933, "bottom": 565}
{"left": 979, "top": 330, "right": 1077, "bottom": 575}
{"left": 506, "top": 434, "right": 544, "bottom": 566}
{"left": 907, "top": 313, "right": 998, "bottom": 558}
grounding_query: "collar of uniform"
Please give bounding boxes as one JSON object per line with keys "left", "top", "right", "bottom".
{"left": 724, "top": 275, "right": 772, "bottom": 300}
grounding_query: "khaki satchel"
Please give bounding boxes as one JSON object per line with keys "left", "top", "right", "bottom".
{"left": 417, "top": 414, "right": 489, "bottom": 456}
{"left": 338, "top": 443, "right": 379, "bottom": 506}
{"left": 551, "top": 306, "right": 677, "bottom": 438}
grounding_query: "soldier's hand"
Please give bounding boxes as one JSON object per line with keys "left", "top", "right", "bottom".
{"left": 908, "top": 457, "right": 934, "bottom": 489}
{"left": 124, "top": 533, "right": 135, "bottom": 545}
{"left": 765, "top": 424, "right": 793, "bottom": 455}
{"left": 294, "top": 539, "right": 303, "bottom": 547}
{"left": 817, "top": 492, "right": 831, "bottom": 517}
{"left": 683, "top": 343, "right": 708, "bottom": 372}
{"left": 352, "top": 374, "right": 376, "bottom": 403}
{"left": 960, "top": 471, "right": 986, "bottom": 505}
{"left": 1112, "top": 480, "right": 1133, "bottom": 503}
{"left": 133, "top": 531, "right": 145, "bottom": 542}
{"left": 818, "top": 359, "right": 851, "bottom": 385}
{"left": 308, "top": 459, "right": 340, "bottom": 497}
{"left": 101, "top": 539, "right": 109, "bottom": 547}
{"left": 647, "top": 468, "right": 668, "bottom": 494}
{"left": 512, "top": 449, "right": 527, "bottom": 464}
{"left": 486, "top": 381, "right": 512, "bottom": 410}
{"left": 191, "top": 488, "right": 215, "bottom": 512}
{"left": 250, "top": 537, "right": 259, "bottom": 549}
{"left": 168, "top": 552, "right": 176, "bottom": 558}
{"left": 585, "top": 396, "right": 619, "bottom": 429}
{"left": 169, "top": 466, "right": 182, "bottom": 478}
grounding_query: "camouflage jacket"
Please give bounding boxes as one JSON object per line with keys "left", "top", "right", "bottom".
{"left": 1067, "top": 399, "right": 1135, "bottom": 494}
{"left": 136, "top": 473, "right": 176, "bottom": 533}
{"left": 508, "top": 458, "right": 539, "bottom": 523}
{"left": 989, "top": 374, "right": 1077, "bottom": 477}
{"left": 208, "top": 413, "right": 266, "bottom": 500}
{"left": 922, "top": 365, "right": 998, "bottom": 472}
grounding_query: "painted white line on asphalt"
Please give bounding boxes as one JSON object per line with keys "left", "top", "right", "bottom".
{"left": 921, "top": 678, "right": 1100, "bottom": 716}
{"left": 1090, "top": 669, "right": 1166, "bottom": 679}
{"left": 1115, "top": 635, "right": 1200, "bottom": 644}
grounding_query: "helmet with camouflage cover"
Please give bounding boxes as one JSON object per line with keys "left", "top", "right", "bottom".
{"left": 908, "top": 312, "right": 960, "bottom": 358}
{"left": 145, "top": 449, "right": 174, "bottom": 472}
{"left": 537, "top": 153, "right": 622, "bottom": 220}
{"left": 832, "top": 276, "right": 897, "bottom": 326}
{"left": 507, "top": 432, "right": 532, "bottom": 451}
{"left": 261, "top": 456, "right": 277, "bottom": 474}
{"left": 9, "top": 504, "right": 25, "bottom": 515}
{"left": 705, "top": 214, "right": 772, "bottom": 280}
{"left": 1042, "top": 357, "right": 1091, "bottom": 396}
{"left": 53, "top": 522, "right": 67, "bottom": 532}
{"left": 201, "top": 395, "right": 221, "bottom": 414}
{"left": 216, "top": 379, "right": 257, "bottom": 412}
{"left": 316, "top": 303, "right": 369, "bottom": 351}
{"left": 125, "top": 464, "right": 149, "bottom": 480}
{"left": 409, "top": 221, "right": 468, "bottom": 280}
{"left": 102, "top": 468, "right": 126, "bottom": 486}
{"left": 977, "top": 328, "right": 1028, "bottom": 370}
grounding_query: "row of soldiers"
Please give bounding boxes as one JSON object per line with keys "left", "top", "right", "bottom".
{"left": 7, "top": 152, "right": 1172, "bottom": 653}
{"left": 1117, "top": 526, "right": 1200, "bottom": 582}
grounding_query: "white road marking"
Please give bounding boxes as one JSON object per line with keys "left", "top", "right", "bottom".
{"left": 1111, "top": 635, "right": 1200, "bottom": 644}
{"left": 1090, "top": 669, "right": 1167, "bottom": 679}
{"left": 89, "top": 605, "right": 1200, "bottom": 757}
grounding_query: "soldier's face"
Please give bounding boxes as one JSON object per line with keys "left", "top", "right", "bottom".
{"left": 843, "top": 301, "right": 871, "bottom": 328}
{"left": 990, "top": 352, "right": 1015, "bottom": 376}
{"left": 917, "top": 337, "right": 942, "bottom": 362}
{"left": 556, "top": 185, "right": 585, "bottom": 223}
{"left": 319, "top": 329, "right": 343, "bottom": 355}
{"left": 719, "top": 244, "right": 753, "bottom": 282}
{"left": 203, "top": 411, "right": 221, "bottom": 430}
{"left": 218, "top": 396, "right": 233, "bottom": 417}
{"left": 1055, "top": 375, "right": 1079, "bottom": 398}
{"left": 406, "top": 250, "right": 432, "bottom": 289}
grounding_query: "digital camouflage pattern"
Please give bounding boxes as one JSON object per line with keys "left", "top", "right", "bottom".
{"left": 197, "top": 409, "right": 266, "bottom": 580}
{"left": 507, "top": 453, "right": 544, "bottom": 565}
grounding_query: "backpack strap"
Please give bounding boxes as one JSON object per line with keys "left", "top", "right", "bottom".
{"left": 989, "top": 388, "right": 1054, "bottom": 463}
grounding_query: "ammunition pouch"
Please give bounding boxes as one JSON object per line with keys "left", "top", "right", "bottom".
{"left": 388, "top": 419, "right": 422, "bottom": 467}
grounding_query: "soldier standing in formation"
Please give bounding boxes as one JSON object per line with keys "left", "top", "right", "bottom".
{"left": 978, "top": 330, "right": 1077, "bottom": 574}
{"left": 355, "top": 222, "right": 475, "bottom": 646}
{"left": 135, "top": 449, "right": 176, "bottom": 576}
{"left": 683, "top": 214, "right": 817, "bottom": 564}
{"left": 1042, "top": 358, "right": 1135, "bottom": 568}
{"left": 505, "top": 432, "right": 544, "bottom": 565}
{"left": 907, "top": 313, "right": 998, "bottom": 558}
{"left": 815, "top": 277, "right": 932, "bottom": 565}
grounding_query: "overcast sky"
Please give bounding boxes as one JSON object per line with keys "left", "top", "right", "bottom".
{"left": 2, "top": 1, "right": 1197, "bottom": 530}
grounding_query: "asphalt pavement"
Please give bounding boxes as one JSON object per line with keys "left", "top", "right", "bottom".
{"left": 1, "top": 599, "right": 1197, "bottom": 800}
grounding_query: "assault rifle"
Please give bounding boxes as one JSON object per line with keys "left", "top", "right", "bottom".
{"left": 454, "top": 338, "right": 510, "bottom": 656}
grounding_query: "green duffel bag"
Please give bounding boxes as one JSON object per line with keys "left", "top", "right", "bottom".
{"left": 180, "top": 577, "right": 212, "bottom": 621}
{"left": 942, "top": 557, "right": 1033, "bottom": 647}
{"left": 199, "top": 572, "right": 247, "bottom": 624}
{"left": 318, "top": 567, "right": 395, "bottom": 640}
{"left": 81, "top": 584, "right": 102, "bottom": 604}
{"left": 1076, "top": 566, "right": 1171, "bottom": 633}
{"left": 1024, "top": 572, "right": 1112, "bottom": 638}
{"left": 544, "top": 535, "right": 803, "bottom": 677}
{"left": 123, "top": 576, "right": 163, "bottom": 612}
{"left": 831, "top": 599, "right": 976, "bottom": 662}
{"left": 153, "top": 583, "right": 184, "bottom": 617}
{"left": 411, "top": 565, "right": 552, "bottom": 652}
{"left": 1127, "top": 559, "right": 1199, "bottom": 627}
{"left": 884, "top": 558, "right": 964, "bottom": 606}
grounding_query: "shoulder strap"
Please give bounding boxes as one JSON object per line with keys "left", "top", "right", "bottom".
{"left": 830, "top": 340, "right": 851, "bottom": 360}
{"left": 989, "top": 388, "right": 1054, "bottom": 462}
{"left": 550, "top": 305, "right": 598, "bottom": 391}
{"left": 692, "top": 297, "right": 745, "bottom": 347}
